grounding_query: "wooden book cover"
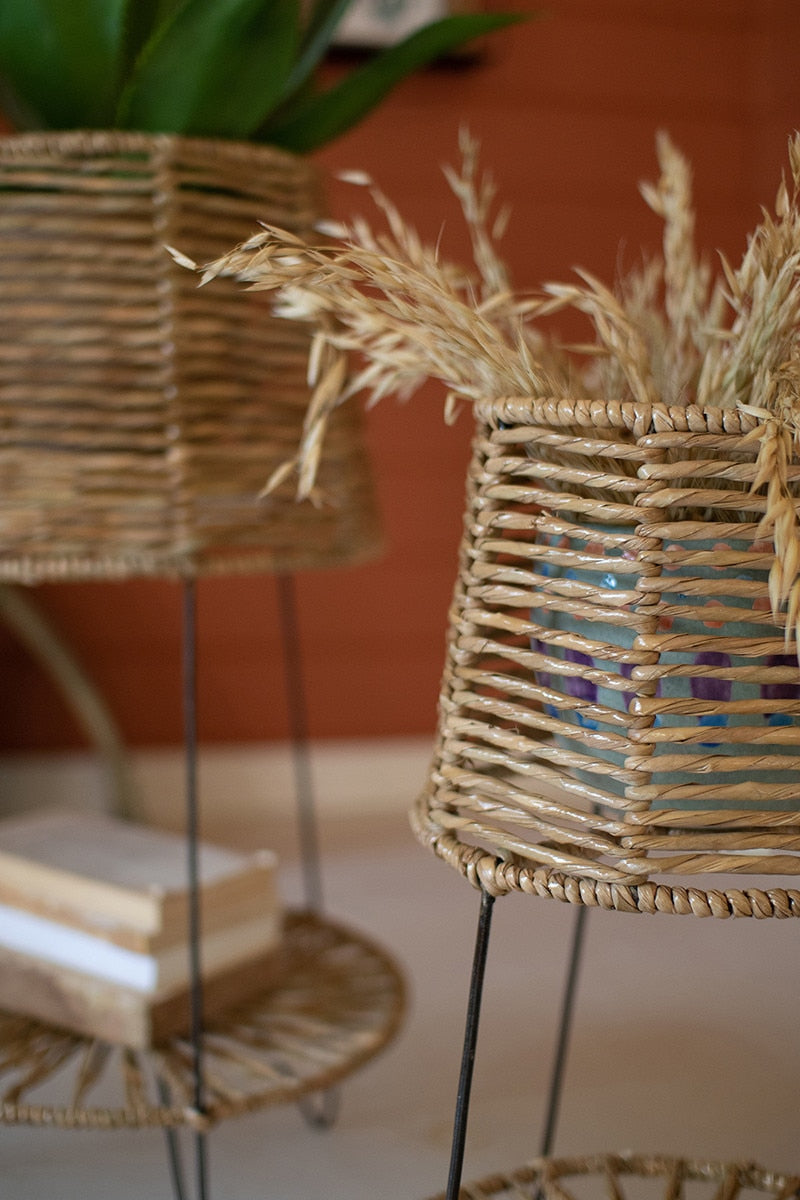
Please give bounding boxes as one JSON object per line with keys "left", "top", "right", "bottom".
{"left": 0, "top": 808, "right": 278, "bottom": 951}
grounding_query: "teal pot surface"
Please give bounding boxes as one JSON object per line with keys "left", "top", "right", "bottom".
{"left": 533, "top": 526, "right": 800, "bottom": 811}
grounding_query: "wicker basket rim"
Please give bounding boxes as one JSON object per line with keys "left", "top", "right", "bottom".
{"left": 479, "top": 396, "right": 763, "bottom": 437}
{"left": 0, "top": 127, "right": 306, "bottom": 169}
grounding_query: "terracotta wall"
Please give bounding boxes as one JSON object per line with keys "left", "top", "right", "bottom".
{"left": 1, "top": 0, "right": 799, "bottom": 752}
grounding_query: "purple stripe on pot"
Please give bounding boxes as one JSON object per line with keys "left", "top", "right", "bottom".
{"left": 762, "top": 653, "right": 800, "bottom": 726}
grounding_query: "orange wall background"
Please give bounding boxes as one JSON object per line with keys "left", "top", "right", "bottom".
{"left": 1, "top": 0, "right": 799, "bottom": 753}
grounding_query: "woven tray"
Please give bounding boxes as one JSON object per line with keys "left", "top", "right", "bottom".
{"left": 426, "top": 1153, "right": 800, "bottom": 1200}
{"left": 0, "top": 910, "right": 405, "bottom": 1130}
{"left": 0, "top": 130, "right": 380, "bottom": 581}
{"left": 413, "top": 397, "right": 800, "bottom": 916}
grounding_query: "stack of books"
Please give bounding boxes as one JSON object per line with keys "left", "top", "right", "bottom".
{"left": 0, "top": 808, "right": 282, "bottom": 1048}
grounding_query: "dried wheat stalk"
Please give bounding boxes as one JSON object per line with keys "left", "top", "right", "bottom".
{"left": 174, "top": 129, "right": 562, "bottom": 498}
{"left": 174, "top": 130, "right": 800, "bottom": 644}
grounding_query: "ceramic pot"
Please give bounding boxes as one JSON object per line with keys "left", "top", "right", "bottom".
{"left": 534, "top": 525, "right": 800, "bottom": 810}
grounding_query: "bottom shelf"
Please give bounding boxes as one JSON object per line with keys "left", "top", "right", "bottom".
{"left": 0, "top": 909, "right": 405, "bottom": 1131}
{"left": 428, "top": 1154, "right": 799, "bottom": 1200}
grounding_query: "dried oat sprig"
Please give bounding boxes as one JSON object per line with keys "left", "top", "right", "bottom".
{"left": 743, "top": 366, "right": 800, "bottom": 646}
{"left": 540, "top": 268, "right": 660, "bottom": 408}
{"left": 174, "top": 132, "right": 800, "bottom": 654}
{"left": 184, "top": 160, "right": 562, "bottom": 497}
{"left": 639, "top": 131, "right": 723, "bottom": 403}
{"left": 442, "top": 126, "right": 512, "bottom": 306}
{"left": 595, "top": 254, "right": 667, "bottom": 403}
{"left": 698, "top": 133, "right": 800, "bottom": 412}
{"left": 442, "top": 130, "right": 575, "bottom": 397}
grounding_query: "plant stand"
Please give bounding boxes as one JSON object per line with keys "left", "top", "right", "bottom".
{"left": 0, "top": 129, "right": 399, "bottom": 1200}
{"left": 0, "top": 577, "right": 406, "bottom": 1200}
{"left": 412, "top": 395, "right": 800, "bottom": 1199}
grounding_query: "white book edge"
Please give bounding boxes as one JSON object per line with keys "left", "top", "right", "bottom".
{"left": 0, "top": 902, "right": 282, "bottom": 995}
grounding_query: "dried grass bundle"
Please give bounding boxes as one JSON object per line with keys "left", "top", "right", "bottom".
{"left": 173, "top": 130, "right": 561, "bottom": 498}
{"left": 175, "top": 129, "right": 800, "bottom": 644}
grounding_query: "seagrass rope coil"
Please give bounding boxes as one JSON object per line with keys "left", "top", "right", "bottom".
{"left": 426, "top": 1153, "right": 800, "bottom": 1200}
{"left": 412, "top": 396, "right": 800, "bottom": 915}
{"left": 0, "top": 129, "right": 380, "bottom": 582}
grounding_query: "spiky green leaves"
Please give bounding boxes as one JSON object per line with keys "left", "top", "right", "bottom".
{"left": 0, "top": 0, "right": 522, "bottom": 150}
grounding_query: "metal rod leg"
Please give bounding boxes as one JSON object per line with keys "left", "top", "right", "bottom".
{"left": 182, "top": 580, "right": 209, "bottom": 1200}
{"left": 445, "top": 887, "right": 496, "bottom": 1200}
{"left": 276, "top": 573, "right": 324, "bottom": 914}
{"left": 275, "top": 574, "right": 340, "bottom": 1129}
{"left": 538, "top": 902, "right": 589, "bottom": 1158}
{"left": 297, "top": 1089, "right": 341, "bottom": 1130}
{"left": 158, "top": 1080, "right": 190, "bottom": 1200}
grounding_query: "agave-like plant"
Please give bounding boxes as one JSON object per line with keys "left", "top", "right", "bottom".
{"left": 0, "top": 0, "right": 520, "bottom": 152}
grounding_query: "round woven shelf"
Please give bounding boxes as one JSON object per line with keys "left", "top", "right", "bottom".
{"left": 0, "top": 910, "right": 405, "bottom": 1130}
{"left": 426, "top": 1153, "right": 799, "bottom": 1200}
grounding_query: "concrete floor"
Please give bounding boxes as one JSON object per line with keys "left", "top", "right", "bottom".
{"left": 3, "top": 807, "right": 800, "bottom": 1200}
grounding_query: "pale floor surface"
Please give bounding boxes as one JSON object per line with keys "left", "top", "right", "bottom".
{"left": 3, "top": 809, "right": 800, "bottom": 1200}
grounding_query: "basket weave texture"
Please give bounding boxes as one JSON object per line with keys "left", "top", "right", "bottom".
{"left": 426, "top": 1153, "right": 800, "bottom": 1200}
{"left": 0, "top": 911, "right": 405, "bottom": 1130}
{"left": 0, "top": 130, "right": 380, "bottom": 581}
{"left": 413, "top": 397, "right": 800, "bottom": 916}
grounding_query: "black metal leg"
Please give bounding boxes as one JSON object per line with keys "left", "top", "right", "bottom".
{"left": 275, "top": 573, "right": 341, "bottom": 1131}
{"left": 538, "top": 902, "right": 589, "bottom": 1158}
{"left": 158, "top": 1080, "right": 190, "bottom": 1200}
{"left": 276, "top": 573, "right": 324, "bottom": 914}
{"left": 297, "top": 1089, "right": 342, "bottom": 1130}
{"left": 445, "top": 886, "right": 496, "bottom": 1200}
{"left": 181, "top": 580, "right": 209, "bottom": 1200}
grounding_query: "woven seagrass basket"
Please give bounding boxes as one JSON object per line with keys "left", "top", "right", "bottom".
{"left": 412, "top": 396, "right": 800, "bottom": 917}
{"left": 426, "top": 1153, "right": 800, "bottom": 1200}
{"left": 0, "top": 130, "right": 380, "bottom": 582}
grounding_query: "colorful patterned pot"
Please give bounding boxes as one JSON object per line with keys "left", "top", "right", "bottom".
{"left": 534, "top": 527, "right": 800, "bottom": 810}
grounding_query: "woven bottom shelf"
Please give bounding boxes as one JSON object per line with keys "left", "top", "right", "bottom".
{"left": 0, "top": 910, "right": 405, "bottom": 1130}
{"left": 426, "top": 1153, "right": 799, "bottom": 1200}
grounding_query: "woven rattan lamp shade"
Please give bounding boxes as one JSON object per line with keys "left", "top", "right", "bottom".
{"left": 413, "top": 396, "right": 800, "bottom": 917}
{"left": 0, "top": 130, "right": 380, "bottom": 582}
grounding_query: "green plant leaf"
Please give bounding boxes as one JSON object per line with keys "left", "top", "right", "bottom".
{"left": 116, "top": 0, "right": 302, "bottom": 139}
{"left": 0, "top": 0, "right": 131, "bottom": 128}
{"left": 262, "top": 11, "right": 524, "bottom": 154}
{"left": 120, "top": 0, "right": 179, "bottom": 78}
{"left": 284, "top": 0, "right": 354, "bottom": 96}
